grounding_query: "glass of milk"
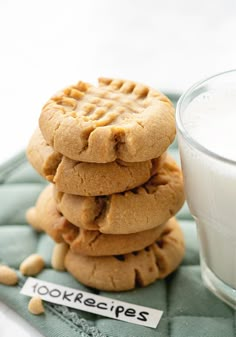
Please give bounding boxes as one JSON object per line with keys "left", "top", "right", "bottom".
{"left": 176, "top": 69, "right": 236, "bottom": 308}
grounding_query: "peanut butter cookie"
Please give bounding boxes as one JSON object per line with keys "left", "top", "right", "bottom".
{"left": 26, "top": 185, "right": 74, "bottom": 243}
{"left": 26, "top": 185, "right": 173, "bottom": 256}
{"left": 27, "top": 129, "right": 166, "bottom": 196}
{"left": 64, "top": 218, "right": 185, "bottom": 291}
{"left": 55, "top": 155, "right": 185, "bottom": 234}
{"left": 39, "top": 78, "right": 175, "bottom": 163}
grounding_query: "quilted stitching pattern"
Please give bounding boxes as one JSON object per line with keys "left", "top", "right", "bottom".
{"left": 0, "top": 95, "right": 235, "bottom": 337}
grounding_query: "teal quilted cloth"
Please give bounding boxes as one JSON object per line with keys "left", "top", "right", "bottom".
{"left": 0, "top": 95, "right": 235, "bottom": 337}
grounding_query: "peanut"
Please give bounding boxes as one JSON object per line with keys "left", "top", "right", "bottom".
{"left": 51, "top": 243, "right": 69, "bottom": 271}
{"left": 0, "top": 265, "right": 18, "bottom": 285}
{"left": 26, "top": 207, "right": 42, "bottom": 232}
{"left": 28, "top": 296, "right": 44, "bottom": 315}
{"left": 20, "top": 254, "right": 45, "bottom": 276}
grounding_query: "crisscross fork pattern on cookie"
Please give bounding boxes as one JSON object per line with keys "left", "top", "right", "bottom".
{"left": 44, "top": 78, "right": 170, "bottom": 128}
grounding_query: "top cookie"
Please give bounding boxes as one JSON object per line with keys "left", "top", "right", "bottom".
{"left": 39, "top": 78, "right": 175, "bottom": 163}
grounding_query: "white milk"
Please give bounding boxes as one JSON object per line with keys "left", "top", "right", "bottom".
{"left": 177, "top": 89, "right": 236, "bottom": 289}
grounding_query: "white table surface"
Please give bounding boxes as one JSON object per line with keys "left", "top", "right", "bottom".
{"left": 0, "top": 0, "right": 236, "bottom": 335}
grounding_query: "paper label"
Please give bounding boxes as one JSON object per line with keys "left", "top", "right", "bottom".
{"left": 21, "top": 277, "right": 163, "bottom": 328}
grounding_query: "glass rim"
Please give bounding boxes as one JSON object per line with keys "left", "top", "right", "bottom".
{"left": 176, "top": 69, "right": 236, "bottom": 166}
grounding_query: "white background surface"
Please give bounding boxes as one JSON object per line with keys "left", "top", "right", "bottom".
{"left": 0, "top": 0, "right": 236, "bottom": 336}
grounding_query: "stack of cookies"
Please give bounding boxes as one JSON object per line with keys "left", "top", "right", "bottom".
{"left": 26, "top": 78, "right": 185, "bottom": 292}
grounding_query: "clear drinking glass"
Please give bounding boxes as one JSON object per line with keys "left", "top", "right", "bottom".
{"left": 176, "top": 69, "right": 236, "bottom": 308}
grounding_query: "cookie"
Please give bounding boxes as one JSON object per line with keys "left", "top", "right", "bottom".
{"left": 26, "top": 185, "right": 75, "bottom": 243}
{"left": 64, "top": 218, "right": 185, "bottom": 291}
{"left": 26, "top": 128, "right": 62, "bottom": 182}
{"left": 39, "top": 78, "right": 175, "bottom": 163}
{"left": 55, "top": 155, "right": 185, "bottom": 234}
{"left": 27, "top": 128, "right": 166, "bottom": 196}
{"left": 26, "top": 184, "right": 172, "bottom": 256}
